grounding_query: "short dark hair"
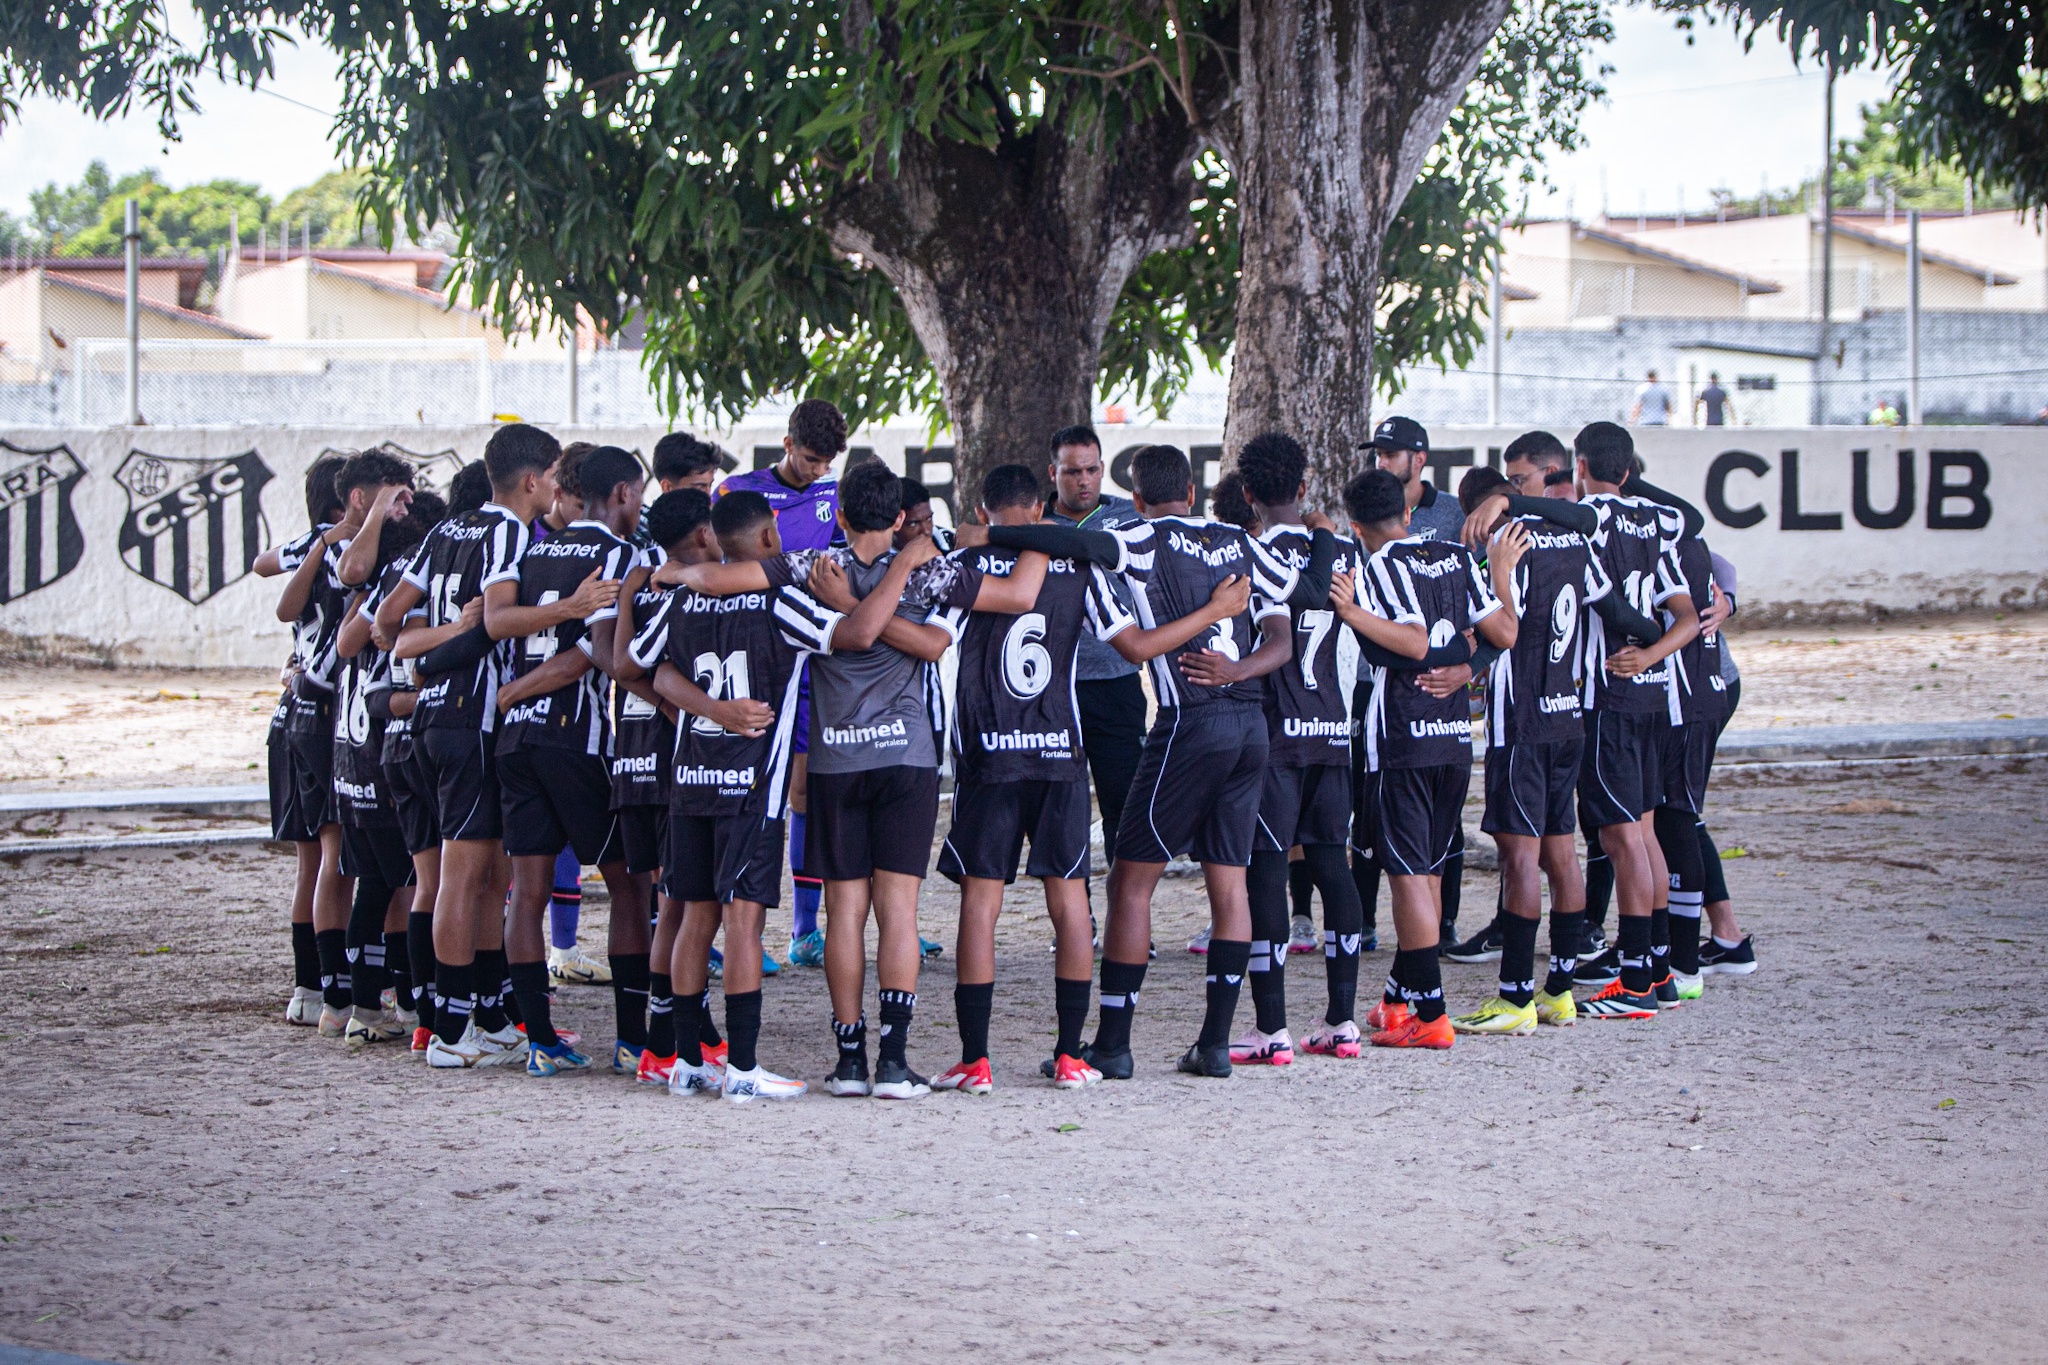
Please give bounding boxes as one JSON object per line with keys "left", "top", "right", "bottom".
{"left": 485, "top": 423, "right": 561, "bottom": 491}
{"left": 838, "top": 458, "right": 901, "bottom": 532}
{"left": 1130, "top": 444, "right": 1193, "bottom": 506}
{"left": 710, "top": 489, "right": 773, "bottom": 542}
{"left": 335, "top": 449, "right": 415, "bottom": 505}
{"left": 1235, "top": 431, "right": 1306, "bottom": 506}
{"left": 1458, "top": 465, "right": 1510, "bottom": 513}
{"left": 554, "top": 441, "right": 597, "bottom": 499}
{"left": 578, "top": 446, "right": 645, "bottom": 507}
{"left": 407, "top": 489, "right": 448, "bottom": 531}
{"left": 1209, "top": 471, "right": 1258, "bottom": 530}
{"left": 1049, "top": 424, "right": 1101, "bottom": 457}
{"left": 898, "top": 478, "right": 933, "bottom": 510}
{"left": 980, "top": 464, "right": 1042, "bottom": 513}
{"left": 447, "top": 460, "right": 491, "bottom": 516}
{"left": 375, "top": 502, "right": 429, "bottom": 570}
{"left": 1574, "top": 421, "right": 1635, "bottom": 484}
{"left": 304, "top": 454, "right": 346, "bottom": 524}
{"left": 1343, "top": 468, "right": 1407, "bottom": 530}
{"left": 788, "top": 398, "right": 848, "bottom": 459}
{"left": 653, "top": 432, "right": 723, "bottom": 482}
{"left": 646, "top": 488, "right": 713, "bottom": 551}
{"left": 1502, "top": 430, "right": 1570, "bottom": 470}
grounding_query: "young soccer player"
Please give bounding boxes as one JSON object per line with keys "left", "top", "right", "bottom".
{"left": 652, "top": 432, "right": 724, "bottom": 495}
{"left": 1335, "top": 469, "right": 1517, "bottom": 1049}
{"left": 489, "top": 445, "right": 644, "bottom": 1076}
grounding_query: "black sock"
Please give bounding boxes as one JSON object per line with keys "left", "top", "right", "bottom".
{"left": 1382, "top": 963, "right": 1405, "bottom": 1008}
{"left": 1092, "top": 959, "right": 1147, "bottom": 1055}
{"left": 647, "top": 971, "right": 675, "bottom": 1058}
{"left": 954, "top": 981, "right": 994, "bottom": 1064}
{"left": 1305, "top": 845, "right": 1363, "bottom": 1025}
{"left": 671, "top": 988, "right": 704, "bottom": 1065}
{"left": 1650, "top": 906, "right": 1671, "bottom": 980}
{"left": 1289, "top": 857, "right": 1315, "bottom": 922}
{"left": 1248, "top": 850, "right": 1290, "bottom": 1034}
{"left": 726, "top": 989, "right": 763, "bottom": 1073}
{"left": 472, "top": 948, "right": 509, "bottom": 1031}
{"left": 314, "top": 928, "right": 352, "bottom": 1010}
{"left": 1351, "top": 851, "right": 1382, "bottom": 939}
{"left": 1618, "top": 915, "right": 1654, "bottom": 994}
{"left": 1054, "top": 977, "right": 1091, "bottom": 1059}
{"left": 698, "top": 988, "right": 723, "bottom": 1046}
{"left": 433, "top": 959, "right": 474, "bottom": 1045}
{"left": 1668, "top": 892, "right": 1702, "bottom": 976}
{"left": 508, "top": 961, "right": 558, "bottom": 1048}
{"left": 1196, "top": 939, "right": 1251, "bottom": 1049}
{"left": 1395, "top": 947, "right": 1444, "bottom": 1022}
{"left": 1656, "top": 805, "right": 1706, "bottom": 976}
{"left": 1498, "top": 913, "right": 1540, "bottom": 1008}
{"left": 1582, "top": 819, "right": 1613, "bottom": 937}
{"left": 291, "top": 921, "right": 320, "bottom": 991}
{"left": 833, "top": 1013, "right": 867, "bottom": 1071}
{"left": 383, "top": 930, "right": 412, "bottom": 1013}
{"left": 345, "top": 876, "right": 391, "bottom": 1004}
{"left": 611, "top": 952, "right": 650, "bottom": 1050}
{"left": 1545, "top": 910, "right": 1585, "bottom": 996}
{"left": 407, "top": 912, "right": 438, "bottom": 1033}
{"left": 878, "top": 989, "right": 915, "bottom": 1066}
{"left": 1439, "top": 845, "right": 1464, "bottom": 941}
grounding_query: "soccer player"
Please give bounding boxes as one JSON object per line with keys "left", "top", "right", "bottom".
{"left": 714, "top": 399, "right": 848, "bottom": 971}
{"left": 896, "top": 478, "right": 954, "bottom": 553}
{"left": 1695, "top": 551, "right": 1757, "bottom": 975}
{"left": 922, "top": 465, "right": 1135, "bottom": 1093}
{"left": 651, "top": 431, "right": 724, "bottom": 495}
{"left": 1335, "top": 469, "right": 1516, "bottom": 1049}
{"left": 258, "top": 454, "right": 346, "bottom": 1026}
{"left": 489, "top": 445, "right": 643, "bottom": 1076}
{"left": 382, "top": 424, "right": 600, "bottom": 1069}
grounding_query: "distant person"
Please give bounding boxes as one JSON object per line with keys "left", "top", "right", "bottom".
{"left": 1694, "top": 372, "right": 1734, "bottom": 427}
{"left": 1630, "top": 370, "right": 1674, "bottom": 427}
{"left": 1868, "top": 399, "right": 1902, "bottom": 427}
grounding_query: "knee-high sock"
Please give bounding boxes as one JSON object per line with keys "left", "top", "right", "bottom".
{"left": 1289, "top": 857, "right": 1315, "bottom": 922}
{"left": 1656, "top": 805, "right": 1706, "bottom": 975}
{"left": 1305, "top": 844, "right": 1363, "bottom": 1026}
{"left": 1351, "top": 849, "right": 1382, "bottom": 940}
{"left": 1581, "top": 813, "right": 1613, "bottom": 937}
{"left": 548, "top": 847, "right": 582, "bottom": 951}
{"left": 344, "top": 866, "right": 395, "bottom": 1005}
{"left": 1439, "top": 843, "right": 1465, "bottom": 938}
{"left": 1247, "top": 850, "right": 1290, "bottom": 1035}
{"left": 1196, "top": 940, "right": 1252, "bottom": 1049}
{"left": 789, "top": 811, "right": 820, "bottom": 938}
{"left": 407, "top": 910, "right": 438, "bottom": 1034}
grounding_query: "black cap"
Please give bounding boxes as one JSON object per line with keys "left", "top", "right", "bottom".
{"left": 1362, "top": 415, "right": 1428, "bottom": 454}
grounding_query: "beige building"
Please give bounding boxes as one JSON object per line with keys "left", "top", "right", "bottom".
{"left": 0, "top": 266, "right": 260, "bottom": 382}
{"left": 1853, "top": 209, "right": 2048, "bottom": 311}
{"left": 1498, "top": 220, "right": 1782, "bottom": 327}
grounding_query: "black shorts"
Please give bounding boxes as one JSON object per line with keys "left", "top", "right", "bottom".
{"left": 665, "top": 807, "right": 785, "bottom": 906}
{"left": 340, "top": 821, "right": 415, "bottom": 890}
{"left": 416, "top": 725, "right": 503, "bottom": 843}
{"left": 497, "top": 745, "right": 621, "bottom": 863}
{"left": 1482, "top": 738, "right": 1583, "bottom": 839}
{"left": 1374, "top": 763, "right": 1470, "bottom": 877}
{"left": 806, "top": 765, "right": 940, "bottom": 881}
{"left": 1577, "top": 709, "right": 1663, "bottom": 831}
{"left": 267, "top": 708, "right": 319, "bottom": 842}
{"left": 1660, "top": 720, "right": 1708, "bottom": 815}
{"left": 384, "top": 751, "right": 440, "bottom": 856}
{"left": 616, "top": 803, "right": 666, "bottom": 876}
{"left": 1254, "top": 763, "right": 1351, "bottom": 853}
{"left": 1114, "top": 704, "right": 1267, "bottom": 867}
{"left": 937, "top": 777, "right": 1092, "bottom": 884}
{"left": 279, "top": 721, "right": 336, "bottom": 837}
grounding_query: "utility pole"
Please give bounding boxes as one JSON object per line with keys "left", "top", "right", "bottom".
{"left": 565, "top": 321, "right": 579, "bottom": 426}
{"left": 1816, "top": 61, "right": 1836, "bottom": 424}
{"left": 1907, "top": 208, "right": 1921, "bottom": 426}
{"left": 1487, "top": 239, "right": 1503, "bottom": 427}
{"left": 123, "top": 197, "right": 141, "bottom": 426}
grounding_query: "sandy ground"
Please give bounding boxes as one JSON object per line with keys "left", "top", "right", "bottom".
{"left": 1, "top": 613, "right": 2046, "bottom": 797}
{"left": 0, "top": 754, "right": 2043, "bottom": 1362}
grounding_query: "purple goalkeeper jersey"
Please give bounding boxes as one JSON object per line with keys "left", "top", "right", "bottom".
{"left": 714, "top": 466, "right": 844, "bottom": 552}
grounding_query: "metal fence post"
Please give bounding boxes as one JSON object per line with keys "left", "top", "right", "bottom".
{"left": 124, "top": 198, "right": 141, "bottom": 426}
{"left": 1487, "top": 239, "right": 1502, "bottom": 427}
{"left": 1907, "top": 209, "right": 1921, "bottom": 427}
{"left": 565, "top": 323, "right": 579, "bottom": 426}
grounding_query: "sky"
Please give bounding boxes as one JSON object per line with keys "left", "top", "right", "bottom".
{"left": 0, "top": 5, "right": 1897, "bottom": 223}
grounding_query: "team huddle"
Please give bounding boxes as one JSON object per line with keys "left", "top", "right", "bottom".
{"left": 262, "top": 399, "right": 1759, "bottom": 1102}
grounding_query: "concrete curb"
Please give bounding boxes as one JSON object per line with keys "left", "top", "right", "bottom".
{"left": 0, "top": 784, "right": 268, "bottom": 817}
{"left": 1714, "top": 718, "right": 2048, "bottom": 764}
{"left": 0, "top": 827, "right": 277, "bottom": 859}
{"left": 0, "top": 1347, "right": 125, "bottom": 1365}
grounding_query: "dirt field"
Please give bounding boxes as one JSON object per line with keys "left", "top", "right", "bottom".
{"left": 1, "top": 613, "right": 2045, "bottom": 794}
{"left": 1, "top": 753, "right": 2043, "bottom": 1362}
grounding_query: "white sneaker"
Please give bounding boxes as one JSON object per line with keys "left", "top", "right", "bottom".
{"left": 722, "top": 1065, "right": 807, "bottom": 1104}
{"left": 345, "top": 1006, "right": 408, "bottom": 1047}
{"left": 381, "top": 987, "right": 398, "bottom": 1012}
{"left": 472, "top": 1024, "right": 529, "bottom": 1067}
{"left": 668, "top": 1059, "right": 724, "bottom": 1096}
{"left": 426, "top": 1033, "right": 485, "bottom": 1068}
{"left": 317, "top": 1003, "right": 350, "bottom": 1038}
{"left": 547, "top": 944, "right": 612, "bottom": 986}
{"left": 1288, "top": 915, "right": 1319, "bottom": 957}
{"left": 285, "top": 986, "right": 322, "bottom": 1027}
{"left": 1186, "top": 926, "right": 1211, "bottom": 955}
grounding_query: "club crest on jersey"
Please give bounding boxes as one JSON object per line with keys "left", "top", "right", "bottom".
{"left": 115, "top": 449, "right": 275, "bottom": 604}
{"left": 0, "top": 439, "right": 86, "bottom": 604}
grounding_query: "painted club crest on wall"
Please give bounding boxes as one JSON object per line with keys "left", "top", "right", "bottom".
{"left": 115, "top": 449, "right": 276, "bottom": 603}
{"left": 0, "top": 439, "right": 87, "bottom": 604}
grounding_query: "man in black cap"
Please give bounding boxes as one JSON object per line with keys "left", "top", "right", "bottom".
{"left": 1362, "top": 416, "right": 1465, "bottom": 544}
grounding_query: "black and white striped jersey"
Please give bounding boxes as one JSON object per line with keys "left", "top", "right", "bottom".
{"left": 1358, "top": 537, "right": 1500, "bottom": 770}
{"left": 946, "top": 547, "right": 1133, "bottom": 784}
{"left": 1108, "top": 515, "right": 1298, "bottom": 712}
{"left": 1258, "top": 525, "right": 1361, "bottom": 767}
{"left": 332, "top": 569, "right": 396, "bottom": 825}
{"left": 1672, "top": 535, "right": 1731, "bottom": 724}
{"left": 611, "top": 547, "right": 676, "bottom": 808}
{"left": 400, "top": 503, "right": 527, "bottom": 732}
{"left": 628, "top": 577, "right": 842, "bottom": 818}
{"left": 495, "top": 520, "right": 635, "bottom": 757}
{"left": 1580, "top": 494, "right": 1687, "bottom": 718}
{"left": 1485, "top": 516, "right": 1612, "bottom": 748}
{"left": 281, "top": 529, "right": 349, "bottom": 734}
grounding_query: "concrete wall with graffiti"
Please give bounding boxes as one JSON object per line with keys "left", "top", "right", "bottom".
{"left": 0, "top": 423, "right": 2042, "bottom": 667}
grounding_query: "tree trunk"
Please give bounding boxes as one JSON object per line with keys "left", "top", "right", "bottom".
{"left": 826, "top": 111, "right": 1198, "bottom": 504}
{"left": 1222, "top": 0, "right": 1511, "bottom": 509}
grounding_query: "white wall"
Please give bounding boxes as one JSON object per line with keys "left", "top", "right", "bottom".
{"left": 0, "top": 423, "right": 2038, "bottom": 666}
